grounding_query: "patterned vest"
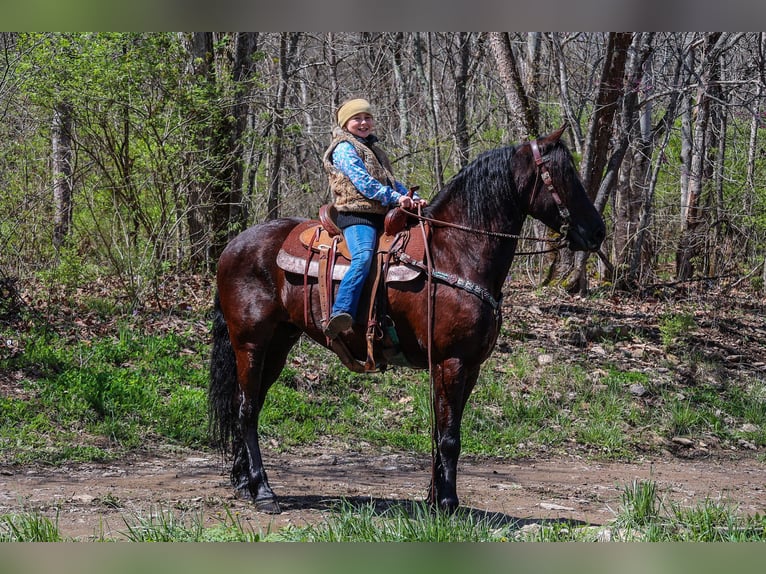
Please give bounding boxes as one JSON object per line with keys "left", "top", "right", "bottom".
{"left": 322, "top": 127, "right": 397, "bottom": 215}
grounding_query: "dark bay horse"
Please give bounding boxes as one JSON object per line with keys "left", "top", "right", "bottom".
{"left": 208, "top": 125, "right": 605, "bottom": 514}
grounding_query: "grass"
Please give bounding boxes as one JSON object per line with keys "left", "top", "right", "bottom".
{"left": 4, "top": 483, "right": 766, "bottom": 542}
{"left": 4, "top": 309, "right": 766, "bottom": 464}
{"left": 0, "top": 512, "right": 63, "bottom": 542}
{"left": 3, "top": 282, "right": 766, "bottom": 540}
{"left": 268, "top": 500, "right": 507, "bottom": 542}
{"left": 0, "top": 319, "right": 210, "bottom": 465}
{"left": 119, "top": 506, "right": 266, "bottom": 542}
{"left": 659, "top": 312, "right": 696, "bottom": 349}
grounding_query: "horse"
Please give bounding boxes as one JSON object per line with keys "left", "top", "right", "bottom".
{"left": 208, "top": 125, "right": 606, "bottom": 514}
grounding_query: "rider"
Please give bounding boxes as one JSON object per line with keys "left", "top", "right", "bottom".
{"left": 321, "top": 97, "right": 426, "bottom": 339}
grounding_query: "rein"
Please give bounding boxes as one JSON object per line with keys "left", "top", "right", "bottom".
{"left": 401, "top": 209, "right": 563, "bottom": 246}
{"left": 401, "top": 138, "right": 573, "bottom": 256}
{"left": 418, "top": 205, "right": 437, "bottom": 494}
{"left": 399, "top": 210, "right": 565, "bottom": 257}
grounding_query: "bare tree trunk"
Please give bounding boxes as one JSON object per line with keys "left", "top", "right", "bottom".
{"left": 455, "top": 32, "right": 471, "bottom": 169}
{"left": 266, "top": 32, "right": 300, "bottom": 220}
{"left": 563, "top": 33, "right": 634, "bottom": 294}
{"left": 487, "top": 32, "right": 539, "bottom": 139}
{"left": 610, "top": 33, "right": 656, "bottom": 290}
{"left": 746, "top": 34, "right": 765, "bottom": 215}
{"left": 183, "top": 32, "right": 260, "bottom": 265}
{"left": 294, "top": 68, "right": 315, "bottom": 207}
{"left": 677, "top": 33, "right": 724, "bottom": 281}
{"left": 580, "top": 33, "right": 633, "bottom": 202}
{"left": 550, "top": 33, "right": 583, "bottom": 154}
{"left": 414, "top": 33, "right": 444, "bottom": 189}
{"left": 707, "top": 82, "right": 728, "bottom": 278}
{"left": 229, "top": 32, "right": 258, "bottom": 228}
{"left": 326, "top": 33, "right": 340, "bottom": 109}
{"left": 391, "top": 32, "right": 412, "bottom": 175}
{"left": 628, "top": 46, "right": 685, "bottom": 288}
{"left": 52, "top": 101, "right": 74, "bottom": 252}
{"left": 746, "top": 82, "right": 760, "bottom": 202}
{"left": 754, "top": 34, "right": 766, "bottom": 293}
{"left": 184, "top": 32, "right": 213, "bottom": 268}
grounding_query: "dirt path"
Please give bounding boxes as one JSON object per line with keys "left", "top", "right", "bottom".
{"left": 2, "top": 446, "right": 764, "bottom": 540}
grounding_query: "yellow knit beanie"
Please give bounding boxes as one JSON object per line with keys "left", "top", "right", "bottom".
{"left": 336, "top": 98, "right": 373, "bottom": 128}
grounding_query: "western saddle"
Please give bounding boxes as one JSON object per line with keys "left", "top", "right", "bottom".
{"left": 276, "top": 203, "right": 429, "bottom": 373}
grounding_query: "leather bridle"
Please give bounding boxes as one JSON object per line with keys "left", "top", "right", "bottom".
{"left": 403, "top": 138, "right": 572, "bottom": 246}
{"left": 530, "top": 138, "right": 571, "bottom": 238}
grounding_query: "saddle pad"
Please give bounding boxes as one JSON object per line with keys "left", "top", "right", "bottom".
{"left": 276, "top": 219, "right": 426, "bottom": 283}
{"left": 276, "top": 250, "right": 420, "bottom": 282}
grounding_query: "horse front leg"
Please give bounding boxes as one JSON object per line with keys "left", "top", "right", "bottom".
{"left": 427, "top": 360, "right": 480, "bottom": 513}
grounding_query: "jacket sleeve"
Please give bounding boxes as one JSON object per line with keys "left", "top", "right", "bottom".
{"left": 332, "top": 142, "right": 404, "bottom": 207}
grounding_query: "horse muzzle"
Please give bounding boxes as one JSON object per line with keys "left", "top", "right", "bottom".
{"left": 567, "top": 220, "right": 605, "bottom": 252}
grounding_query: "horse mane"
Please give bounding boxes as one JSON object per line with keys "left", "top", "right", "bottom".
{"left": 425, "top": 145, "right": 526, "bottom": 231}
{"left": 425, "top": 140, "right": 572, "bottom": 231}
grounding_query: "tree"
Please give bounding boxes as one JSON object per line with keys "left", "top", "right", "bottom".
{"left": 627, "top": 36, "right": 686, "bottom": 288}
{"left": 184, "top": 32, "right": 261, "bottom": 265}
{"left": 51, "top": 100, "right": 73, "bottom": 251}
{"left": 266, "top": 32, "right": 301, "bottom": 220}
{"left": 8, "top": 32, "right": 766, "bottom": 302}
{"left": 580, "top": 33, "right": 633, "bottom": 202}
{"left": 676, "top": 33, "right": 744, "bottom": 281}
{"left": 453, "top": 32, "right": 471, "bottom": 169}
{"left": 487, "top": 32, "right": 539, "bottom": 139}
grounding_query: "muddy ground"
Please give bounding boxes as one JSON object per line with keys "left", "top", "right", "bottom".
{"left": 2, "top": 444, "right": 765, "bottom": 540}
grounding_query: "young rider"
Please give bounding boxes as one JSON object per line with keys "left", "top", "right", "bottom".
{"left": 321, "top": 97, "right": 426, "bottom": 339}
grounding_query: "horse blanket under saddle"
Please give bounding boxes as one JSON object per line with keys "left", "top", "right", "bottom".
{"left": 276, "top": 221, "right": 425, "bottom": 283}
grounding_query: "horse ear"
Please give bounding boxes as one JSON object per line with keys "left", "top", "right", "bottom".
{"left": 537, "top": 123, "right": 568, "bottom": 147}
{"left": 550, "top": 122, "right": 568, "bottom": 142}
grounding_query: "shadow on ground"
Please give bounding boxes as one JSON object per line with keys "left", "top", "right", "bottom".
{"left": 274, "top": 493, "right": 591, "bottom": 531}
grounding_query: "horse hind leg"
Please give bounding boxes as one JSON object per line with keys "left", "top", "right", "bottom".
{"left": 231, "top": 323, "right": 300, "bottom": 513}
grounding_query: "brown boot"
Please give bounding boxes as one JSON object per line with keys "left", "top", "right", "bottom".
{"left": 323, "top": 312, "right": 353, "bottom": 339}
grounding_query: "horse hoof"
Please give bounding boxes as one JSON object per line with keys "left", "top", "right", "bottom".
{"left": 438, "top": 497, "right": 459, "bottom": 514}
{"left": 234, "top": 487, "right": 253, "bottom": 501}
{"left": 254, "top": 496, "right": 282, "bottom": 514}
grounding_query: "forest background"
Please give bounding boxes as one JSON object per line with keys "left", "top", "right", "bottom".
{"left": 1, "top": 32, "right": 766, "bottom": 303}
{"left": 5, "top": 32, "right": 766, "bottom": 544}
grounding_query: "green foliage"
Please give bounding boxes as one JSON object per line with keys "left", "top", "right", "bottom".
{"left": 666, "top": 399, "right": 703, "bottom": 436}
{"left": 658, "top": 312, "right": 696, "bottom": 349}
{"left": 4, "top": 491, "right": 766, "bottom": 541}
{"left": 617, "top": 479, "right": 662, "bottom": 528}
{"left": 0, "top": 322, "right": 208, "bottom": 465}
{"left": 0, "top": 512, "right": 63, "bottom": 542}
{"left": 120, "top": 506, "right": 264, "bottom": 542}
{"left": 270, "top": 500, "right": 505, "bottom": 542}
{"left": 668, "top": 499, "right": 741, "bottom": 542}
{"left": 10, "top": 33, "right": 231, "bottom": 302}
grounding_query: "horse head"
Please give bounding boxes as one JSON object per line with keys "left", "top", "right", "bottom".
{"left": 528, "top": 126, "right": 605, "bottom": 252}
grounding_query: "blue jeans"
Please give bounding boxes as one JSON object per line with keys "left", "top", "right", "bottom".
{"left": 332, "top": 223, "right": 377, "bottom": 319}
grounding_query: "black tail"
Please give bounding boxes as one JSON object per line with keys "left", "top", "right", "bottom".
{"left": 208, "top": 291, "right": 237, "bottom": 456}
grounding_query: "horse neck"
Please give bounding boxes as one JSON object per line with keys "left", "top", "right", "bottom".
{"left": 426, "top": 193, "right": 527, "bottom": 296}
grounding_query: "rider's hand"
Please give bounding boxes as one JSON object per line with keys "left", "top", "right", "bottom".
{"left": 398, "top": 195, "right": 427, "bottom": 209}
